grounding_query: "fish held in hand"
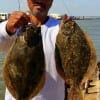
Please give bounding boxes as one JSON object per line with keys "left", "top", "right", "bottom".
{"left": 3, "top": 24, "right": 45, "bottom": 100}
{"left": 55, "top": 17, "right": 97, "bottom": 100}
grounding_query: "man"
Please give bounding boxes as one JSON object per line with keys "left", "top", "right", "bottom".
{"left": 0, "top": 0, "right": 70, "bottom": 100}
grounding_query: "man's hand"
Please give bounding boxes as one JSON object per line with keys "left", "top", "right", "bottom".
{"left": 62, "top": 14, "right": 72, "bottom": 22}
{"left": 6, "top": 11, "right": 30, "bottom": 35}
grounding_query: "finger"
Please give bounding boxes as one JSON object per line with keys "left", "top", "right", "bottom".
{"left": 9, "top": 11, "right": 30, "bottom": 23}
{"left": 10, "top": 12, "right": 29, "bottom": 28}
{"left": 63, "top": 14, "right": 72, "bottom": 22}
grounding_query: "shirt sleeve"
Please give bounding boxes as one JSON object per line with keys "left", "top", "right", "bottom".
{"left": 0, "top": 21, "right": 16, "bottom": 52}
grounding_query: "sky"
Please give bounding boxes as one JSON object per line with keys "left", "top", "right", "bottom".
{"left": 0, "top": 0, "right": 100, "bottom": 16}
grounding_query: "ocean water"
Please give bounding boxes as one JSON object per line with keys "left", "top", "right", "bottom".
{"left": 0, "top": 52, "right": 5, "bottom": 100}
{"left": 0, "top": 19, "right": 100, "bottom": 99}
{"left": 76, "top": 19, "right": 100, "bottom": 61}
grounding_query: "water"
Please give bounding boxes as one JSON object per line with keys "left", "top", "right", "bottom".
{"left": 0, "top": 52, "right": 6, "bottom": 100}
{"left": 76, "top": 19, "right": 100, "bottom": 61}
{"left": 0, "top": 19, "right": 100, "bottom": 100}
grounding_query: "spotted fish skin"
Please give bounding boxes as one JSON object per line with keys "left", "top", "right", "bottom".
{"left": 3, "top": 24, "right": 45, "bottom": 100}
{"left": 55, "top": 18, "right": 97, "bottom": 100}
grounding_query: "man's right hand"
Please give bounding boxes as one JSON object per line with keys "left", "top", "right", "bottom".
{"left": 6, "top": 11, "right": 30, "bottom": 35}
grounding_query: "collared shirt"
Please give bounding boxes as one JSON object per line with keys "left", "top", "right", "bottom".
{"left": 0, "top": 17, "right": 65, "bottom": 100}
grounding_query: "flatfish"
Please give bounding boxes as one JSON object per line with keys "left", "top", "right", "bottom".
{"left": 3, "top": 24, "right": 45, "bottom": 100}
{"left": 55, "top": 16, "right": 97, "bottom": 100}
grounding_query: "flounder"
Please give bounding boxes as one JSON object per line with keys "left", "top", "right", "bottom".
{"left": 3, "top": 24, "right": 45, "bottom": 100}
{"left": 55, "top": 16, "right": 97, "bottom": 100}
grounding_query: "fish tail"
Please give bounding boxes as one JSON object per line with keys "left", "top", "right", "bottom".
{"left": 66, "top": 85, "right": 83, "bottom": 100}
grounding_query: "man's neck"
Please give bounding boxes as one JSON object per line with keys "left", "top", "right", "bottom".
{"left": 29, "top": 13, "right": 49, "bottom": 26}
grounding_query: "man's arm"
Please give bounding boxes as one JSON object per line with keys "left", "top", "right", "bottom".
{"left": 0, "top": 21, "right": 16, "bottom": 51}
{"left": 0, "top": 11, "right": 29, "bottom": 52}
